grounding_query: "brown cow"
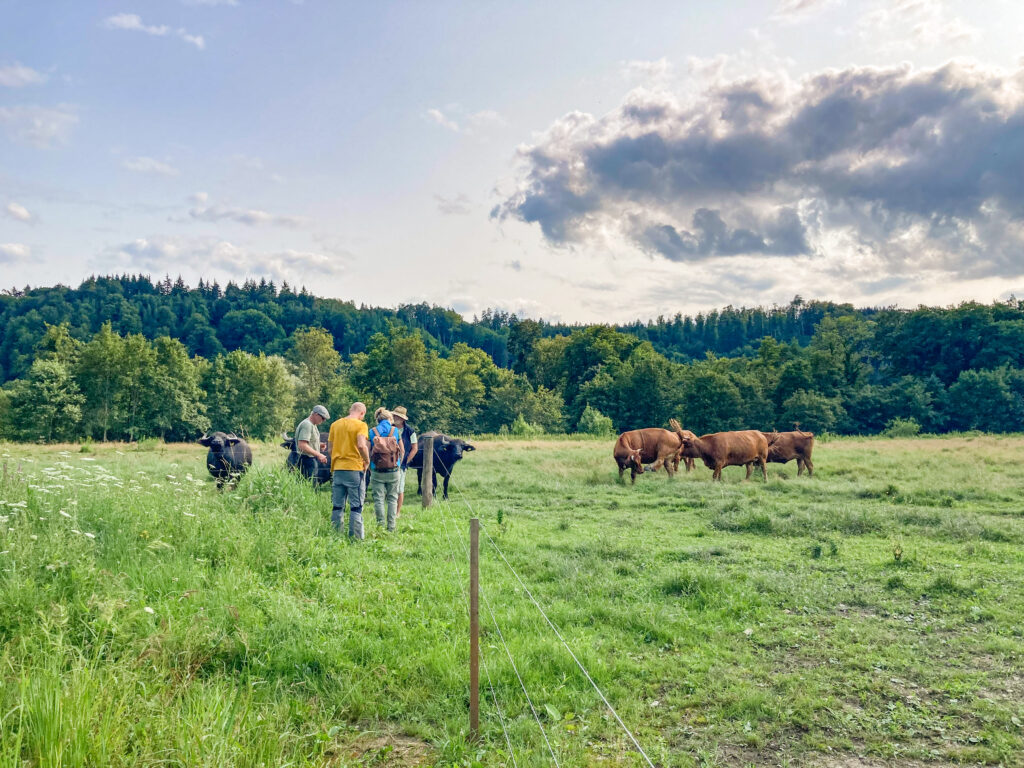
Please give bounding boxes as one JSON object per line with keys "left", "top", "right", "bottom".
{"left": 680, "top": 430, "right": 769, "bottom": 482}
{"left": 613, "top": 428, "right": 685, "bottom": 484}
{"left": 761, "top": 430, "right": 815, "bottom": 476}
{"left": 669, "top": 419, "right": 697, "bottom": 472}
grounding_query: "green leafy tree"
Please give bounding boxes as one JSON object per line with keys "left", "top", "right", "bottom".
{"left": 203, "top": 351, "right": 297, "bottom": 439}
{"left": 75, "top": 323, "right": 127, "bottom": 441}
{"left": 946, "top": 368, "right": 1015, "bottom": 432}
{"left": 780, "top": 390, "right": 845, "bottom": 434}
{"left": 143, "top": 337, "right": 209, "bottom": 440}
{"left": 679, "top": 370, "right": 745, "bottom": 434}
{"left": 7, "top": 359, "right": 84, "bottom": 442}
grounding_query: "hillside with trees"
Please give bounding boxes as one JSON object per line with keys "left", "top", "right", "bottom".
{"left": 2, "top": 276, "right": 1023, "bottom": 442}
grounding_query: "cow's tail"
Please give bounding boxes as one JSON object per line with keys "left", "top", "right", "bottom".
{"left": 669, "top": 418, "right": 685, "bottom": 438}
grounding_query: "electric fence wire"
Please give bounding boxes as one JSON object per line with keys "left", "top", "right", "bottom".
{"left": 444, "top": 479, "right": 658, "bottom": 768}
{"left": 432, "top": 489, "right": 561, "bottom": 765}
{"left": 432, "top": 493, "right": 521, "bottom": 768}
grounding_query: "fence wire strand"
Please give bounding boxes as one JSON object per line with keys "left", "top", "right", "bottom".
{"left": 443, "top": 476, "right": 657, "bottom": 768}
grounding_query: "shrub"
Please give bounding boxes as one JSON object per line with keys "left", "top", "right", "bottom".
{"left": 577, "top": 405, "right": 615, "bottom": 437}
{"left": 882, "top": 417, "right": 921, "bottom": 438}
{"left": 509, "top": 414, "right": 543, "bottom": 437}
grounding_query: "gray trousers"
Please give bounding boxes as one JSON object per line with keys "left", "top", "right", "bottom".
{"left": 370, "top": 470, "right": 400, "bottom": 532}
{"left": 332, "top": 469, "right": 365, "bottom": 538}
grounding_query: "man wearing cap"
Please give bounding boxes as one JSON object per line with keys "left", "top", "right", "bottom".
{"left": 391, "top": 405, "right": 418, "bottom": 516}
{"left": 294, "top": 405, "right": 330, "bottom": 480}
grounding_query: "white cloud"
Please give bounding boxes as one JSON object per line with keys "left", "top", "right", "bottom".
{"left": 122, "top": 156, "right": 180, "bottom": 176}
{"left": 622, "top": 58, "right": 674, "bottom": 84}
{"left": 5, "top": 202, "right": 33, "bottom": 223}
{"left": 185, "top": 194, "right": 304, "bottom": 227}
{"left": 0, "top": 105, "right": 78, "bottom": 148}
{"left": 858, "top": 0, "right": 979, "bottom": 50}
{"left": 435, "top": 193, "right": 471, "bottom": 215}
{"left": 0, "top": 63, "right": 48, "bottom": 88}
{"left": 771, "top": 0, "right": 842, "bottom": 24}
{"left": 103, "top": 13, "right": 205, "bottom": 49}
{"left": 100, "top": 235, "right": 342, "bottom": 283}
{"left": 0, "top": 243, "right": 30, "bottom": 262}
{"left": 426, "top": 106, "right": 504, "bottom": 135}
{"left": 426, "top": 108, "right": 460, "bottom": 132}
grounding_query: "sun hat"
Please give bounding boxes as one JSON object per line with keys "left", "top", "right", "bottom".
{"left": 391, "top": 405, "right": 410, "bottom": 422}
{"left": 312, "top": 405, "right": 330, "bottom": 419}
{"left": 374, "top": 407, "right": 393, "bottom": 422}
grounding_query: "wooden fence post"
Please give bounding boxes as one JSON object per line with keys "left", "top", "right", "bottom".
{"left": 421, "top": 436, "right": 434, "bottom": 508}
{"left": 470, "top": 517, "right": 479, "bottom": 740}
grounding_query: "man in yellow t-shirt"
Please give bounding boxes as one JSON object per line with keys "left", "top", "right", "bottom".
{"left": 328, "top": 402, "right": 371, "bottom": 538}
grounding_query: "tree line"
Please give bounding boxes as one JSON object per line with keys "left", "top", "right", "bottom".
{"left": 2, "top": 276, "right": 1024, "bottom": 442}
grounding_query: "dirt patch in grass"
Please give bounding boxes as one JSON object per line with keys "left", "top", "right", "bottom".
{"left": 333, "top": 732, "right": 434, "bottom": 766}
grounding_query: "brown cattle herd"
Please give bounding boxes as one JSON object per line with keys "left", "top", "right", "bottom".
{"left": 613, "top": 419, "right": 814, "bottom": 483}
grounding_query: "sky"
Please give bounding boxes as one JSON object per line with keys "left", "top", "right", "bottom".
{"left": 2, "top": 0, "right": 1024, "bottom": 323}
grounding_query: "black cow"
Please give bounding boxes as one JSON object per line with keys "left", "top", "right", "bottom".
{"left": 280, "top": 432, "right": 332, "bottom": 486}
{"left": 408, "top": 432, "right": 475, "bottom": 500}
{"left": 199, "top": 431, "right": 253, "bottom": 488}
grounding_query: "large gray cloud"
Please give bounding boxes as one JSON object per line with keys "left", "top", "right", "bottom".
{"left": 494, "top": 62, "right": 1024, "bottom": 278}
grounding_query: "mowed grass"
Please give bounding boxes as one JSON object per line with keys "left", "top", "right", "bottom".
{"left": 0, "top": 435, "right": 1022, "bottom": 767}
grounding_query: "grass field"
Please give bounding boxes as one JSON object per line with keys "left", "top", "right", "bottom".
{"left": 0, "top": 435, "right": 1022, "bottom": 767}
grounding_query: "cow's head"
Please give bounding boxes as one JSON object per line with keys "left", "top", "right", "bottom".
{"left": 199, "top": 432, "right": 240, "bottom": 452}
{"left": 447, "top": 439, "right": 475, "bottom": 461}
{"left": 280, "top": 432, "right": 296, "bottom": 450}
{"left": 626, "top": 447, "right": 644, "bottom": 473}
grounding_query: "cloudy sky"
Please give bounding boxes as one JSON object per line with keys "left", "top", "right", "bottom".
{"left": 2, "top": 1, "right": 1024, "bottom": 322}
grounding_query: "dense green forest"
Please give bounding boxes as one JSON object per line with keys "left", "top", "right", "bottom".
{"left": 2, "top": 275, "right": 1023, "bottom": 442}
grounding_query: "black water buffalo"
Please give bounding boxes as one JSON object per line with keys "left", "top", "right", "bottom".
{"left": 199, "top": 432, "right": 252, "bottom": 487}
{"left": 408, "top": 432, "right": 475, "bottom": 500}
{"left": 280, "top": 432, "right": 332, "bottom": 486}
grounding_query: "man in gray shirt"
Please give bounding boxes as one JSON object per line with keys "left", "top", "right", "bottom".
{"left": 295, "top": 405, "right": 329, "bottom": 479}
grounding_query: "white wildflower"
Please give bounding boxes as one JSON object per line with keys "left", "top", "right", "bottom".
{"left": 143, "top": 606, "right": 155, "bottom": 614}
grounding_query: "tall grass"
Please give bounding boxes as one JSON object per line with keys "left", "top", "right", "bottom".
{"left": 0, "top": 435, "right": 1022, "bottom": 766}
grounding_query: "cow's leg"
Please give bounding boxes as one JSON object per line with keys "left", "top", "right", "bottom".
{"left": 665, "top": 455, "right": 676, "bottom": 477}
{"left": 805, "top": 457, "right": 813, "bottom": 477}
{"left": 685, "top": 457, "right": 694, "bottom": 472}
{"left": 760, "top": 457, "right": 769, "bottom": 482}
{"left": 618, "top": 463, "right": 625, "bottom": 481}
{"left": 797, "top": 458, "right": 805, "bottom": 476}
{"left": 713, "top": 465, "right": 723, "bottom": 481}
{"left": 630, "top": 467, "right": 637, "bottom": 484}
{"left": 745, "top": 463, "right": 753, "bottom": 480}
{"left": 416, "top": 468, "right": 423, "bottom": 494}
{"left": 443, "top": 473, "right": 451, "bottom": 500}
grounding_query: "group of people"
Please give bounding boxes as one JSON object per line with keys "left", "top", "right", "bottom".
{"left": 292, "top": 402, "right": 418, "bottom": 539}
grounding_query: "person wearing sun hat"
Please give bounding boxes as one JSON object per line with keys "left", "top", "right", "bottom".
{"left": 391, "top": 405, "right": 418, "bottom": 516}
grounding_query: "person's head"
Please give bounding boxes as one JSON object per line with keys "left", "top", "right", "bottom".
{"left": 310, "top": 404, "right": 330, "bottom": 425}
{"left": 349, "top": 401, "right": 367, "bottom": 419}
{"left": 374, "top": 407, "right": 392, "bottom": 423}
{"left": 391, "top": 405, "right": 409, "bottom": 427}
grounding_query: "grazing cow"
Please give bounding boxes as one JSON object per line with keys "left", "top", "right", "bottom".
{"left": 408, "top": 432, "right": 475, "bottom": 500}
{"left": 613, "top": 428, "right": 686, "bottom": 484}
{"left": 199, "top": 431, "right": 253, "bottom": 488}
{"left": 679, "top": 430, "right": 769, "bottom": 482}
{"left": 761, "top": 430, "right": 815, "bottom": 476}
{"left": 280, "top": 432, "right": 332, "bottom": 486}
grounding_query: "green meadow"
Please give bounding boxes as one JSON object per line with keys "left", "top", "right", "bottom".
{"left": 0, "top": 435, "right": 1022, "bottom": 767}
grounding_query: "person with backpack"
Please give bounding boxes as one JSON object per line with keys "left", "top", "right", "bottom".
{"left": 368, "top": 407, "right": 404, "bottom": 532}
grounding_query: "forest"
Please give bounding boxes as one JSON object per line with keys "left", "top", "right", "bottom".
{"left": 2, "top": 275, "right": 1023, "bottom": 442}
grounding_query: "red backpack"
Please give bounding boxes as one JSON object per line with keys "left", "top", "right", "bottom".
{"left": 370, "top": 424, "right": 401, "bottom": 470}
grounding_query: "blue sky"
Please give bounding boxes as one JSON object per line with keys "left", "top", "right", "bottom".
{"left": 2, "top": 0, "right": 1024, "bottom": 322}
